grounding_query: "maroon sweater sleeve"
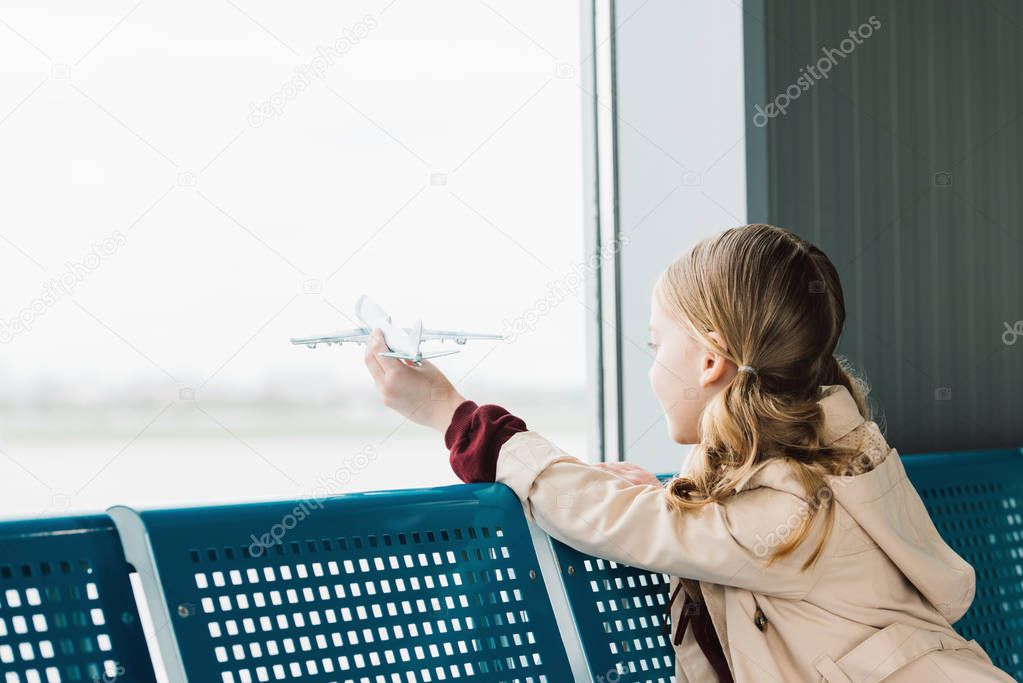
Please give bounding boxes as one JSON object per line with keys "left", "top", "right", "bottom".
{"left": 444, "top": 400, "right": 527, "bottom": 483}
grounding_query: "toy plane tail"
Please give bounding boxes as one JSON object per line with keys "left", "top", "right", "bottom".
{"left": 409, "top": 319, "right": 423, "bottom": 351}
{"left": 418, "top": 349, "right": 460, "bottom": 361}
{"left": 378, "top": 348, "right": 460, "bottom": 364}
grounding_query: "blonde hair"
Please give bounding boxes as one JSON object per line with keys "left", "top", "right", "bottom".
{"left": 656, "top": 225, "right": 872, "bottom": 583}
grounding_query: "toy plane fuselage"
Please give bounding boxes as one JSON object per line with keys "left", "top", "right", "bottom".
{"left": 290, "top": 295, "right": 504, "bottom": 365}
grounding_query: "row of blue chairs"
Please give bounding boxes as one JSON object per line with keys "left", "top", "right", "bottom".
{"left": 1, "top": 447, "right": 1021, "bottom": 682}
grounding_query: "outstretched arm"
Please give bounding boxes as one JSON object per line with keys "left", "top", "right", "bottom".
{"left": 362, "top": 326, "right": 821, "bottom": 596}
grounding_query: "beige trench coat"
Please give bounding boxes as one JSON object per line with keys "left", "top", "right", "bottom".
{"left": 497, "top": 384, "right": 1014, "bottom": 682}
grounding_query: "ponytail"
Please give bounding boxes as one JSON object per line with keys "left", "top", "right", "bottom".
{"left": 656, "top": 225, "right": 874, "bottom": 588}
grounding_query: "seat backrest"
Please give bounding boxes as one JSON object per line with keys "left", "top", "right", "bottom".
{"left": 16, "top": 449, "right": 1008, "bottom": 682}
{"left": 902, "top": 448, "right": 1023, "bottom": 680}
{"left": 0, "top": 514, "right": 156, "bottom": 683}
{"left": 547, "top": 539, "right": 674, "bottom": 683}
{"left": 549, "top": 451, "right": 1023, "bottom": 682}
{"left": 111, "top": 484, "right": 576, "bottom": 683}
{"left": 544, "top": 472, "right": 675, "bottom": 683}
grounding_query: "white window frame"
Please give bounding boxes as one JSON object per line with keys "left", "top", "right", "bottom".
{"left": 583, "top": 0, "right": 751, "bottom": 471}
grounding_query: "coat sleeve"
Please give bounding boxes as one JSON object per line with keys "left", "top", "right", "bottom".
{"left": 445, "top": 400, "right": 527, "bottom": 483}
{"left": 497, "top": 430, "right": 825, "bottom": 598}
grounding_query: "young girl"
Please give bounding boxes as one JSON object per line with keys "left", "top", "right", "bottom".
{"left": 362, "top": 224, "right": 1013, "bottom": 682}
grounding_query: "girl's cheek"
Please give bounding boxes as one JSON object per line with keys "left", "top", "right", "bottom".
{"left": 647, "top": 360, "right": 660, "bottom": 396}
{"left": 648, "top": 358, "right": 669, "bottom": 405}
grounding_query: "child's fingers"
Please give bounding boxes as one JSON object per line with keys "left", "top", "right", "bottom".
{"left": 593, "top": 464, "right": 632, "bottom": 482}
{"left": 593, "top": 462, "right": 657, "bottom": 485}
{"left": 363, "top": 333, "right": 386, "bottom": 384}
{"left": 368, "top": 328, "right": 403, "bottom": 374}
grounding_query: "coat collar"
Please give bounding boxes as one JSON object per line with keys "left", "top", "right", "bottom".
{"left": 733, "top": 384, "right": 866, "bottom": 494}
{"left": 818, "top": 384, "right": 866, "bottom": 445}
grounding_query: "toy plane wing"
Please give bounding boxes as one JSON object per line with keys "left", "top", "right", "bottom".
{"left": 416, "top": 329, "right": 506, "bottom": 343}
{"left": 290, "top": 328, "right": 371, "bottom": 348}
{"left": 378, "top": 348, "right": 461, "bottom": 361}
{"left": 290, "top": 295, "right": 505, "bottom": 366}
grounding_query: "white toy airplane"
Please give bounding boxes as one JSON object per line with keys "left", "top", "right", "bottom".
{"left": 291, "top": 295, "right": 505, "bottom": 366}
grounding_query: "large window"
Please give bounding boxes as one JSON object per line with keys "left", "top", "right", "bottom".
{"left": 0, "top": 1, "right": 587, "bottom": 516}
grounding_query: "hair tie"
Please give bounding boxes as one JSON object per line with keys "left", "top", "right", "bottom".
{"left": 738, "top": 364, "right": 757, "bottom": 376}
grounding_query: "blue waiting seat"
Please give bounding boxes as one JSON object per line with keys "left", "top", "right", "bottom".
{"left": 109, "top": 484, "right": 583, "bottom": 683}
{"left": 545, "top": 475, "right": 677, "bottom": 683}
{"left": 2, "top": 447, "right": 1020, "bottom": 682}
{"left": 0, "top": 514, "right": 157, "bottom": 683}
{"left": 543, "top": 450, "right": 1023, "bottom": 682}
{"left": 547, "top": 541, "right": 674, "bottom": 682}
{"left": 905, "top": 448, "right": 1023, "bottom": 678}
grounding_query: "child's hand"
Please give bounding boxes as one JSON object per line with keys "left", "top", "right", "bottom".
{"left": 593, "top": 462, "right": 662, "bottom": 487}
{"left": 363, "top": 328, "right": 467, "bottom": 433}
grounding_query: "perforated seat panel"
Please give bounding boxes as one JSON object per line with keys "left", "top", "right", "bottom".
{"left": 121, "top": 483, "right": 573, "bottom": 683}
{"left": 548, "top": 542, "right": 674, "bottom": 683}
{"left": 0, "top": 515, "right": 156, "bottom": 683}
{"left": 549, "top": 473, "right": 676, "bottom": 683}
{"left": 903, "top": 448, "right": 1023, "bottom": 679}
{"left": 553, "top": 449, "right": 1023, "bottom": 682}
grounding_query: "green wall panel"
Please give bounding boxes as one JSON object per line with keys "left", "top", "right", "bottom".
{"left": 746, "top": 0, "right": 1022, "bottom": 451}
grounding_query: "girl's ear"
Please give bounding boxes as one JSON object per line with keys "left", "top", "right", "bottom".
{"left": 700, "top": 331, "right": 732, "bottom": 387}
{"left": 706, "top": 330, "right": 728, "bottom": 353}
